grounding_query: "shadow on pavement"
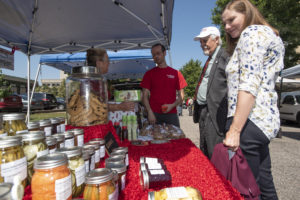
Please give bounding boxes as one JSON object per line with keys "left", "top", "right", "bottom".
{"left": 282, "top": 131, "right": 300, "bottom": 140}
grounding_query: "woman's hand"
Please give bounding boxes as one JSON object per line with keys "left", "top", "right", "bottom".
{"left": 223, "top": 126, "right": 241, "bottom": 152}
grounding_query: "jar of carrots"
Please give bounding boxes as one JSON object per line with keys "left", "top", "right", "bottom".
{"left": 32, "top": 153, "right": 72, "bottom": 200}
{"left": 83, "top": 168, "right": 118, "bottom": 200}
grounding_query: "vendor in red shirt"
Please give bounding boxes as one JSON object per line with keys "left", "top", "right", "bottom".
{"left": 141, "top": 44, "right": 187, "bottom": 127}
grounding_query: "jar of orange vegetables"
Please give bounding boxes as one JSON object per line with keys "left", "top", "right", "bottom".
{"left": 32, "top": 153, "right": 72, "bottom": 200}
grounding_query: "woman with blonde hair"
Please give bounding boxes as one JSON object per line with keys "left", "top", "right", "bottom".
{"left": 222, "top": 0, "right": 284, "bottom": 199}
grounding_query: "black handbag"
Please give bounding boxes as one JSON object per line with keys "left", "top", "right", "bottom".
{"left": 193, "top": 101, "right": 200, "bottom": 123}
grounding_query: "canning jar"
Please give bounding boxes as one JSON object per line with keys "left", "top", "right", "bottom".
{"left": 56, "top": 147, "right": 85, "bottom": 197}
{"left": 140, "top": 167, "right": 172, "bottom": 190}
{"left": 56, "top": 117, "right": 66, "bottom": 133}
{"left": 50, "top": 118, "right": 60, "bottom": 135}
{"left": 107, "top": 163, "right": 127, "bottom": 193}
{"left": 0, "top": 136, "right": 27, "bottom": 189}
{"left": 86, "top": 142, "right": 100, "bottom": 168}
{"left": 32, "top": 153, "right": 72, "bottom": 200}
{"left": 27, "top": 121, "right": 40, "bottom": 132}
{"left": 83, "top": 168, "right": 117, "bottom": 200}
{"left": 83, "top": 145, "right": 95, "bottom": 171}
{"left": 39, "top": 119, "right": 52, "bottom": 137}
{"left": 46, "top": 136, "right": 58, "bottom": 153}
{"left": 60, "top": 132, "right": 75, "bottom": 148}
{"left": 112, "top": 147, "right": 129, "bottom": 167}
{"left": 67, "top": 129, "right": 84, "bottom": 147}
{"left": 21, "top": 131, "right": 49, "bottom": 184}
{"left": 3, "top": 113, "right": 27, "bottom": 136}
{"left": 90, "top": 138, "right": 105, "bottom": 159}
{"left": 66, "top": 66, "right": 108, "bottom": 127}
{"left": 148, "top": 186, "right": 203, "bottom": 200}
{"left": 52, "top": 134, "right": 65, "bottom": 148}
{"left": 105, "top": 156, "right": 125, "bottom": 168}
{"left": 82, "top": 152, "right": 90, "bottom": 173}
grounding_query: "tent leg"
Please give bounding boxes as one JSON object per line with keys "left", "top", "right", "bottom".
{"left": 30, "top": 64, "right": 41, "bottom": 104}
{"left": 26, "top": 55, "right": 31, "bottom": 123}
{"left": 167, "top": 49, "right": 173, "bottom": 67}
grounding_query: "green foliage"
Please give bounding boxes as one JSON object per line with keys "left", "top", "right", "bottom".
{"left": 212, "top": 0, "right": 300, "bottom": 68}
{"left": 179, "top": 59, "right": 202, "bottom": 99}
{"left": 0, "top": 69, "right": 11, "bottom": 98}
{"left": 57, "top": 79, "right": 66, "bottom": 98}
{"left": 35, "top": 79, "right": 66, "bottom": 98}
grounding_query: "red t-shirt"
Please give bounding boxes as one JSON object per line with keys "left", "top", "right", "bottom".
{"left": 140, "top": 66, "right": 187, "bottom": 113}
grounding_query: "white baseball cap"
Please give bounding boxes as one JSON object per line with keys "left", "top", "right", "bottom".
{"left": 194, "top": 26, "right": 220, "bottom": 41}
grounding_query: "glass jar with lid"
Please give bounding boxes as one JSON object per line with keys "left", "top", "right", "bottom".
{"left": 82, "top": 152, "right": 90, "bottom": 173}
{"left": 38, "top": 119, "right": 52, "bottom": 137}
{"left": 83, "top": 145, "right": 95, "bottom": 171}
{"left": 56, "top": 147, "right": 85, "bottom": 197}
{"left": 2, "top": 113, "right": 27, "bottom": 136}
{"left": 32, "top": 153, "right": 72, "bottom": 200}
{"left": 90, "top": 138, "right": 105, "bottom": 160}
{"left": 86, "top": 142, "right": 100, "bottom": 168}
{"left": 50, "top": 118, "right": 60, "bottom": 135}
{"left": 66, "top": 66, "right": 108, "bottom": 127}
{"left": 56, "top": 117, "right": 66, "bottom": 133}
{"left": 107, "top": 163, "right": 127, "bottom": 193}
{"left": 111, "top": 147, "right": 129, "bottom": 167}
{"left": 21, "top": 131, "right": 49, "bottom": 184}
{"left": 27, "top": 121, "right": 40, "bottom": 132}
{"left": 46, "top": 136, "right": 58, "bottom": 153}
{"left": 52, "top": 134, "right": 65, "bottom": 148}
{"left": 105, "top": 156, "right": 125, "bottom": 168}
{"left": 67, "top": 129, "right": 84, "bottom": 147}
{"left": 83, "top": 168, "right": 117, "bottom": 200}
{"left": 0, "top": 136, "right": 27, "bottom": 189}
{"left": 60, "top": 132, "right": 75, "bottom": 148}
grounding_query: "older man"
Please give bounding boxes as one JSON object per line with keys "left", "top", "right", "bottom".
{"left": 193, "top": 27, "right": 229, "bottom": 158}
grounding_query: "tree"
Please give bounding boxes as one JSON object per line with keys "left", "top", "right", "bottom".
{"left": 0, "top": 69, "right": 11, "bottom": 98}
{"left": 57, "top": 79, "right": 66, "bottom": 98}
{"left": 212, "top": 0, "right": 300, "bottom": 68}
{"left": 179, "top": 59, "right": 202, "bottom": 99}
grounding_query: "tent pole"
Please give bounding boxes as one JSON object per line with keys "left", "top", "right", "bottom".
{"left": 26, "top": 55, "right": 31, "bottom": 123}
{"left": 30, "top": 63, "right": 41, "bottom": 105}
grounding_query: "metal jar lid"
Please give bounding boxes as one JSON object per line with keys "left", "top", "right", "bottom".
{"left": 90, "top": 138, "right": 105, "bottom": 145}
{"left": 50, "top": 118, "right": 60, "bottom": 124}
{"left": 39, "top": 119, "right": 51, "bottom": 127}
{"left": 106, "top": 163, "right": 126, "bottom": 174}
{"left": 105, "top": 157, "right": 124, "bottom": 167}
{"left": 27, "top": 121, "right": 40, "bottom": 129}
{"left": 67, "top": 129, "right": 84, "bottom": 135}
{"left": 140, "top": 170, "right": 149, "bottom": 189}
{"left": 110, "top": 151, "right": 126, "bottom": 157}
{"left": 82, "top": 152, "right": 90, "bottom": 160}
{"left": 83, "top": 145, "right": 95, "bottom": 155}
{"left": 56, "top": 146, "right": 82, "bottom": 158}
{"left": 52, "top": 134, "right": 65, "bottom": 142}
{"left": 2, "top": 113, "right": 25, "bottom": 121}
{"left": 46, "top": 136, "right": 57, "bottom": 146}
{"left": 34, "top": 153, "right": 68, "bottom": 169}
{"left": 21, "top": 131, "right": 45, "bottom": 142}
{"left": 60, "top": 131, "right": 74, "bottom": 139}
{"left": 87, "top": 142, "right": 100, "bottom": 150}
{"left": 85, "top": 168, "right": 114, "bottom": 185}
{"left": 72, "top": 66, "right": 99, "bottom": 75}
{"left": 112, "top": 147, "right": 128, "bottom": 153}
{"left": 0, "top": 136, "right": 22, "bottom": 148}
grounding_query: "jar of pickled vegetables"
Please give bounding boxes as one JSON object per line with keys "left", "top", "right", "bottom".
{"left": 90, "top": 138, "right": 105, "bottom": 160}
{"left": 50, "top": 118, "right": 60, "bottom": 135}
{"left": 61, "top": 132, "right": 75, "bottom": 148}
{"left": 57, "top": 117, "right": 66, "bottom": 133}
{"left": 111, "top": 147, "right": 129, "bottom": 167}
{"left": 83, "top": 152, "right": 90, "bottom": 173}
{"left": 0, "top": 136, "right": 27, "bottom": 189}
{"left": 3, "top": 114, "right": 27, "bottom": 136}
{"left": 83, "top": 168, "right": 118, "bottom": 200}
{"left": 56, "top": 147, "right": 86, "bottom": 197}
{"left": 21, "top": 131, "right": 49, "bottom": 184}
{"left": 68, "top": 129, "right": 84, "bottom": 147}
{"left": 39, "top": 119, "right": 52, "bottom": 137}
{"left": 46, "top": 136, "right": 58, "bottom": 153}
{"left": 83, "top": 145, "right": 95, "bottom": 171}
{"left": 27, "top": 121, "right": 40, "bottom": 132}
{"left": 52, "top": 134, "right": 65, "bottom": 148}
{"left": 86, "top": 142, "right": 100, "bottom": 168}
{"left": 107, "top": 163, "right": 127, "bottom": 193}
{"left": 32, "top": 153, "right": 72, "bottom": 200}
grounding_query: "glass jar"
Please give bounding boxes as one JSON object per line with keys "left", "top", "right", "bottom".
{"left": 86, "top": 142, "right": 100, "bottom": 168}
{"left": 148, "top": 187, "right": 203, "bottom": 200}
{"left": 52, "top": 134, "right": 65, "bottom": 148}
{"left": 46, "top": 136, "right": 58, "bottom": 153}
{"left": 83, "top": 145, "right": 95, "bottom": 171}
{"left": 56, "top": 117, "right": 66, "bottom": 133}
{"left": 60, "top": 132, "right": 75, "bottom": 148}
{"left": 140, "top": 168, "right": 171, "bottom": 190}
{"left": 107, "top": 163, "right": 127, "bottom": 193}
{"left": 82, "top": 152, "right": 90, "bottom": 173}
{"left": 112, "top": 147, "right": 129, "bottom": 167}
{"left": 39, "top": 119, "right": 52, "bottom": 137}
{"left": 105, "top": 156, "right": 125, "bottom": 168}
{"left": 27, "top": 121, "right": 40, "bottom": 132}
{"left": 0, "top": 136, "right": 27, "bottom": 189}
{"left": 83, "top": 168, "right": 117, "bottom": 200}
{"left": 56, "top": 147, "right": 85, "bottom": 197}
{"left": 2, "top": 113, "right": 27, "bottom": 136}
{"left": 66, "top": 66, "right": 108, "bottom": 127}
{"left": 67, "top": 129, "right": 84, "bottom": 147}
{"left": 90, "top": 138, "right": 105, "bottom": 159}
{"left": 21, "top": 131, "right": 49, "bottom": 184}
{"left": 50, "top": 118, "right": 60, "bottom": 135}
{"left": 32, "top": 153, "right": 72, "bottom": 200}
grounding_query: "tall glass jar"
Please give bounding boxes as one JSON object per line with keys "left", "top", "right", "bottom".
{"left": 2, "top": 113, "right": 27, "bottom": 136}
{"left": 21, "top": 131, "right": 49, "bottom": 184}
{"left": 83, "top": 145, "right": 95, "bottom": 171}
{"left": 0, "top": 136, "right": 27, "bottom": 189}
{"left": 67, "top": 129, "right": 84, "bottom": 147}
{"left": 46, "top": 136, "right": 58, "bottom": 154}
{"left": 52, "top": 134, "right": 65, "bottom": 148}
{"left": 66, "top": 66, "right": 108, "bottom": 127}
{"left": 32, "top": 153, "right": 71, "bottom": 200}
{"left": 38, "top": 119, "right": 52, "bottom": 137}
{"left": 56, "top": 147, "right": 85, "bottom": 197}
{"left": 27, "top": 121, "right": 40, "bottom": 132}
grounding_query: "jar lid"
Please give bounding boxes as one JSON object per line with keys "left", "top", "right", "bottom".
{"left": 105, "top": 157, "right": 124, "bottom": 167}
{"left": 21, "top": 131, "right": 45, "bottom": 141}
{"left": 52, "top": 134, "right": 65, "bottom": 142}
{"left": 72, "top": 66, "right": 99, "bottom": 75}
{"left": 87, "top": 142, "right": 100, "bottom": 150}
{"left": 90, "top": 138, "right": 105, "bottom": 145}
{"left": 60, "top": 132, "right": 74, "bottom": 139}
{"left": 110, "top": 151, "right": 126, "bottom": 157}
{"left": 106, "top": 163, "right": 126, "bottom": 173}
{"left": 85, "top": 168, "right": 114, "bottom": 184}
{"left": 56, "top": 146, "right": 82, "bottom": 158}
{"left": 67, "top": 129, "right": 84, "bottom": 135}
{"left": 0, "top": 136, "right": 22, "bottom": 148}
{"left": 0, "top": 183, "right": 12, "bottom": 199}
{"left": 112, "top": 147, "right": 128, "bottom": 153}
{"left": 27, "top": 121, "right": 39, "bottom": 129}
{"left": 46, "top": 136, "right": 57, "bottom": 146}
{"left": 50, "top": 118, "right": 60, "bottom": 124}
{"left": 83, "top": 145, "right": 95, "bottom": 155}
{"left": 82, "top": 152, "right": 90, "bottom": 160}
{"left": 2, "top": 113, "right": 25, "bottom": 121}
{"left": 39, "top": 119, "right": 51, "bottom": 126}
{"left": 34, "top": 153, "right": 68, "bottom": 169}
{"left": 110, "top": 154, "right": 125, "bottom": 160}
{"left": 140, "top": 170, "right": 149, "bottom": 189}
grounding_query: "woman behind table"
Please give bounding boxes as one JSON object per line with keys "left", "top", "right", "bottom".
{"left": 222, "top": 0, "right": 284, "bottom": 199}
{"left": 86, "top": 48, "right": 134, "bottom": 112}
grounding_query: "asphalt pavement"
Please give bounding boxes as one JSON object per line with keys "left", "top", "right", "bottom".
{"left": 179, "top": 108, "right": 300, "bottom": 200}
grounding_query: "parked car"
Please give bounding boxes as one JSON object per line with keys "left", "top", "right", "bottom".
{"left": 31, "top": 93, "right": 57, "bottom": 110}
{"left": 56, "top": 97, "right": 66, "bottom": 110}
{"left": 0, "top": 94, "right": 23, "bottom": 112}
{"left": 280, "top": 93, "right": 300, "bottom": 125}
{"left": 20, "top": 94, "right": 44, "bottom": 111}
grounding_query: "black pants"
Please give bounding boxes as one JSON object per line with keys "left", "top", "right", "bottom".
{"left": 154, "top": 112, "right": 180, "bottom": 127}
{"left": 226, "top": 118, "right": 278, "bottom": 200}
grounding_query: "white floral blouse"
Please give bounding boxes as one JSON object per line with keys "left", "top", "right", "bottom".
{"left": 226, "top": 25, "right": 285, "bottom": 140}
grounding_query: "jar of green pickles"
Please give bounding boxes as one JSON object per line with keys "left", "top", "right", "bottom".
{"left": 46, "top": 136, "right": 58, "bottom": 154}
{"left": 0, "top": 136, "right": 27, "bottom": 189}
{"left": 56, "top": 147, "right": 85, "bottom": 197}
{"left": 3, "top": 114, "right": 27, "bottom": 136}
{"left": 21, "top": 131, "right": 49, "bottom": 184}
{"left": 52, "top": 134, "right": 65, "bottom": 148}
{"left": 83, "top": 168, "right": 118, "bottom": 200}
{"left": 83, "top": 145, "right": 95, "bottom": 171}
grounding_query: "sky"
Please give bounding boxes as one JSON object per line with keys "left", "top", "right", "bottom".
{"left": 2, "top": 0, "right": 218, "bottom": 82}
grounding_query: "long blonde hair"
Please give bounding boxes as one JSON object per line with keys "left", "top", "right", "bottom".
{"left": 223, "top": 0, "right": 279, "bottom": 55}
{"left": 86, "top": 48, "right": 107, "bottom": 66}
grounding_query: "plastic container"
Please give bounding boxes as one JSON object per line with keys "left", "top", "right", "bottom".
{"left": 27, "top": 121, "right": 40, "bottom": 132}
{"left": 32, "top": 153, "right": 72, "bottom": 200}
{"left": 60, "top": 132, "right": 75, "bottom": 148}
{"left": 52, "top": 134, "right": 65, "bottom": 148}
{"left": 90, "top": 138, "right": 106, "bottom": 159}
{"left": 50, "top": 118, "right": 60, "bottom": 135}
{"left": 45, "top": 136, "right": 58, "bottom": 153}
{"left": 67, "top": 129, "right": 84, "bottom": 147}
{"left": 38, "top": 119, "right": 52, "bottom": 137}
{"left": 2, "top": 113, "right": 27, "bottom": 136}
{"left": 66, "top": 66, "right": 108, "bottom": 127}
{"left": 83, "top": 145, "right": 95, "bottom": 171}
{"left": 86, "top": 142, "right": 100, "bottom": 168}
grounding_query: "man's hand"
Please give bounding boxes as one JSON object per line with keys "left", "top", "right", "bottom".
{"left": 223, "top": 126, "right": 241, "bottom": 152}
{"left": 148, "top": 110, "right": 156, "bottom": 125}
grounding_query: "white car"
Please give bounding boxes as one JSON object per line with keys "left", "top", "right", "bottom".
{"left": 280, "top": 92, "right": 300, "bottom": 125}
